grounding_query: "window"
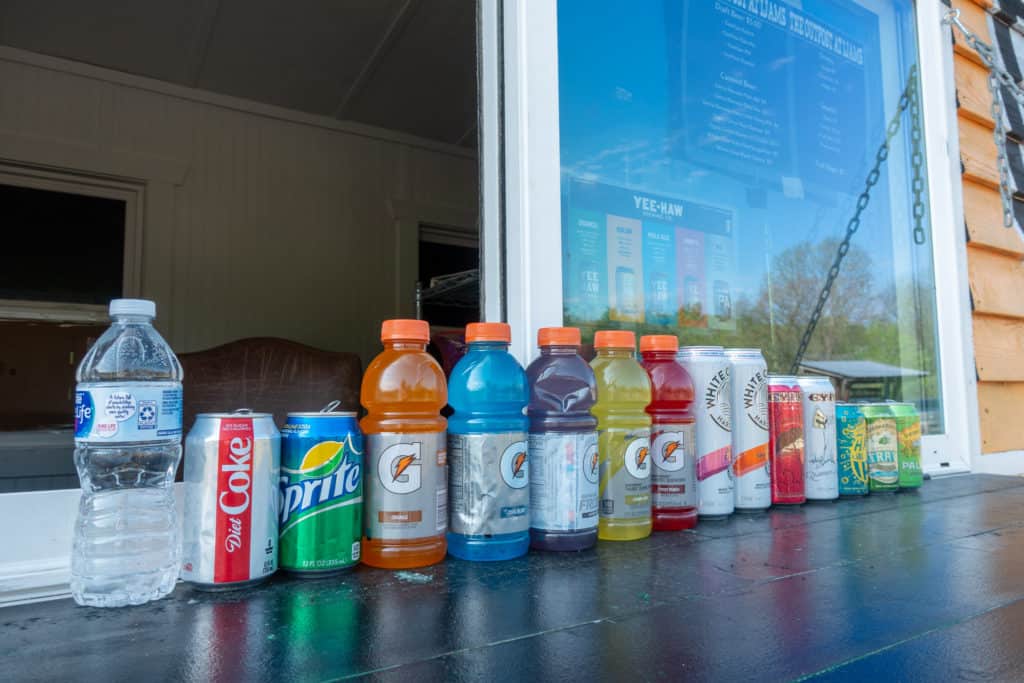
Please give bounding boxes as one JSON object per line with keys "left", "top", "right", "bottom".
{"left": 556, "top": 0, "right": 941, "bottom": 432}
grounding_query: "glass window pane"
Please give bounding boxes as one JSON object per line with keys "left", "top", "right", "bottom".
{"left": 557, "top": 0, "right": 942, "bottom": 433}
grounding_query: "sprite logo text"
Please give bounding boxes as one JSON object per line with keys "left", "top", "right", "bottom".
{"left": 280, "top": 437, "right": 362, "bottom": 534}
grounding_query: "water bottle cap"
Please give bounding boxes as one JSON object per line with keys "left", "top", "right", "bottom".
{"left": 465, "top": 322, "right": 511, "bottom": 343}
{"left": 639, "top": 334, "right": 678, "bottom": 353}
{"left": 109, "top": 298, "right": 156, "bottom": 318}
{"left": 594, "top": 330, "right": 636, "bottom": 349}
{"left": 537, "top": 327, "right": 580, "bottom": 347}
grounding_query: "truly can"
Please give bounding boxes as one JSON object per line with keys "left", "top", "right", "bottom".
{"left": 836, "top": 403, "right": 869, "bottom": 496}
{"left": 725, "top": 348, "right": 770, "bottom": 512}
{"left": 182, "top": 410, "right": 280, "bottom": 589}
{"left": 767, "top": 376, "right": 805, "bottom": 505}
{"left": 796, "top": 376, "right": 838, "bottom": 501}
{"left": 863, "top": 403, "right": 899, "bottom": 493}
{"left": 279, "top": 404, "right": 363, "bottom": 575}
{"left": 890, "top": 402, "right": 923, "bottom": 490}
{"left": 678, "top": 346, "right": 733, "bottom": 518}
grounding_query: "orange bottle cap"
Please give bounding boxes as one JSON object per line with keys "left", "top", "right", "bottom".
{"left": 639, "top": 334, "right": 679, "bottom": 353}
{"left": 594, "top": 330, "right": 636, "bottom": 349}
{"left": 537, "top": 327, "right": 581, "bottom": 347}
{"left": 381, "top": 319, "right": 429, "bottom": 343}
{"left": 466, "top": 322, "right": 511, "bottom": 343}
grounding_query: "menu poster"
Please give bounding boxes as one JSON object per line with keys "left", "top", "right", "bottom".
{"left": 674, "top": 0, "right": 879, "bottom": 196}
{"left": 607, "top": 215, "right": 644, "bottom": 323}
{"left": 643, "top": 223, "right": 676, "bottom": 326}
{"left": 561, "top": 179, "right": 736, "bottom": 330}
{"left": 563, "top": 209, "right": 608, "bottom": 321}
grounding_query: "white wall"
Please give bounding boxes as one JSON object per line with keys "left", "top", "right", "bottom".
{"left": 0, "top": 48, "right": 478, "bottom": 365}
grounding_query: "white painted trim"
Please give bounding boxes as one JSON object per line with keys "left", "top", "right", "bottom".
{"left": 503, "top": 0, "right": 564, "bottom": 365}
{"left": 916, "top": 0, "right": 978, "bottom": 472}
{"left": 0, "top": 46, "right": 475, "bottom": 161}
{"left": 480, "top": 0, "right": 505, "bottom": 324}
{"left": 972, "top": 450, "right": 1024, "bottom": 476}
{"left": 0, "top": 299, "right": 106, "bottom": 324}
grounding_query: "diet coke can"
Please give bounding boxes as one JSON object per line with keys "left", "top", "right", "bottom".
{"left": 768, "top": 377, "right": 805, "bottom": 505}
{"left": 678, "top": 346, "right": 733, "bottom": 518}
{"left": 182, "top": 410, "right": 280, "bottom": 589}
{"left": 725, "top": 349, "right": 770, "bottom": 512}
{"left": 797, "top": 376, "right": 838, "bottom": 501}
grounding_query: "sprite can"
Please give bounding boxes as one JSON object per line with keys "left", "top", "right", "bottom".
{"left": 279, "top": 403, "right": 363, "bottom": 575}
{"left": 890, "top": 402, "right": 923, "bottom": 490}
{"left": 835, "top": 403, "right": 868, "bottom": 496}
{"left": 862, "top": 403, "right": 898, "bottom": 493}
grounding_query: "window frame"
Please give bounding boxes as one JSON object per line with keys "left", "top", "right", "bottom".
{"left": 494, "top": 0, "right": 976, "bottom": 474}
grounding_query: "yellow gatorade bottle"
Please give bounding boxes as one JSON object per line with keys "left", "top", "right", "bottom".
{"left": 591, "top": 330, "right": 652, "bottom": 541}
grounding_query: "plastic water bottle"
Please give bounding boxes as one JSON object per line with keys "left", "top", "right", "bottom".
{"left": 71, "top": 299, "right": 184, "bottom": 607}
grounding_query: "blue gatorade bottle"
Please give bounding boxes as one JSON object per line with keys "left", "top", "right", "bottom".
{"left": 447, "top": 322, "right": 530, "bottom": 561}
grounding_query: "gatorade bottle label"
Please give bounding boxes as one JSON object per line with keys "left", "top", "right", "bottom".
{"left": 650, "top": 425, "right": 696, "bottom": 509}
{"left": 528, "top": 431, "right": 599, "bottom": 532}
{"left": 447, "top": 432, "right": 528, "bottom": 536}
{"left": 365, "top": 432, "right": 447, "bottom": 540}
{"left": 599, "top": 430, "right": 651, "bottom": 519}
{"left": 74, "top": 382, "right": 183, "bottom": 443}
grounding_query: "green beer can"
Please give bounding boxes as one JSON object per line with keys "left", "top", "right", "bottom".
{"left": 279, "top": 405, "right": 363, "bottom": 575}
{"left": 836, "top": 403, "right": 869, "bottom": 496}
{"left": 862, "top": 403, "right": 899, "bottom": 493}
{"left": 890, "top": 402, "right": 923, "bottom": 490}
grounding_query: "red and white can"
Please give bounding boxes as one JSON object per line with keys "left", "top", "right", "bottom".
{"left": 767, "top": 376, "right": 805, "bottom": 505}
{"left": 678, "top": 346, "right": 733, "bottom": 518}
{"left": 182, "top": 410, "right": 280, "bottom": 589}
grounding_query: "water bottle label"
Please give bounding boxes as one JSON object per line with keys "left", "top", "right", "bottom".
{"left": 74, "top": 383, "right": 182, "bottom": 443}
{"left": 528, "top": 431, "right": 599, "bottom": 532}
{"left": 364, "top": 432, "right": 447, "bottom": 541}
{"left": 598, "top": 429, "right": 651, "bottom": 520}
{"left": 448, "top": 432, "right": 529, "bottom": 536}
{"left": 651, "top": 424, "right": 697, "bottom": 509}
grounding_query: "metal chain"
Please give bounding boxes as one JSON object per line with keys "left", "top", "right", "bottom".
{"left": 946, "top": 9, "right": 1016, "bottom": 228}
{"left": 789, "top": 66, "right": 918, "bottom": 373}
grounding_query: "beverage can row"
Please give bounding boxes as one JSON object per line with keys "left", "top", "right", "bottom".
{"left": 836, "top": 402, "right": 922, "bottom": 495}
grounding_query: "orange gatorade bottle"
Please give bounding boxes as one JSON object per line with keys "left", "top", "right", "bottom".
{"left": 361, "top": 319, "right": 448, "bottom": 569}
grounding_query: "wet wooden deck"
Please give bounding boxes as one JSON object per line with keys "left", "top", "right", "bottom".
{"left": 3, "top": 474, "right": 1024, "bottom": 681}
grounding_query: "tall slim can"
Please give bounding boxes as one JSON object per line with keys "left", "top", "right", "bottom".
{"left": 836, "top": 403, "right": 869, "bottom": 496}
{"left": 797, "top": 376, "right": 838, "bottom": 501}
{"left": 725, "top": 349, "right": 770, "bottom": 512}
{"left": 678, "top": 346, "right": 733, "bottom": 518}
{"left": 863, "top": 403, "right": 899, "bottom": 493}
{"left": 768, "top": 376, "right": 805, "bottom": 505}
{"left": 890, "top": 403, "right": 923, "bottom": 490}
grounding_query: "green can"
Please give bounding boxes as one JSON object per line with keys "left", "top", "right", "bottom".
{"left": 862, "top": 403, "right": 899, "bottom": 493}
{"left": 279, "top": 408, "right": 363, "bottom": 575}
{"left": 890, "top": 403, "right": 923, "bottom": 489}
{"left": 836, "top": 403, "right": 869, "bottom": 496}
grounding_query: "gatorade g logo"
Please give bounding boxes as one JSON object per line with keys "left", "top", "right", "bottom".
{"left": 583, "top": 442, "right": 599, "bottom": 485}
{"left": 378, "top": 442, "right": 421, "bottom": 494}
{"left": 654, "top": 432, "right": 685, "bottom": 472}
{"left": 499, "top": 440, "right": 529, "bottom": 489}
{"left": 623, "top": 437, "right": 651, "bottom": 480}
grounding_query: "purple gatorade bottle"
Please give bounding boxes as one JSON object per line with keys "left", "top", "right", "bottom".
{"left": 526, "top": 327, "right": 599, "bottom": 551}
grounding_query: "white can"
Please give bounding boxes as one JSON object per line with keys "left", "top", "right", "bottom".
{"left": 796, "top": 377, "right": 838, "bottom": 501}
{"left": 725, "top": 349, "right": 770, "bottom": 511}
{"left": 181, "top": 410, "right": 281, "bottom": 589}
{"left": 677, "top": 346, "right": 733, "bottom": 518}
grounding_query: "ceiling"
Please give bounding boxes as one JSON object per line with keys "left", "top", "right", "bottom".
{"left": 0, "top": 0, "right": 478, "bottom": 148}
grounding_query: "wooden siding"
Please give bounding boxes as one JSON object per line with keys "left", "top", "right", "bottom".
{"left": 955, "top": 0, "right": 1024, "bottom": 454}
{"left": 0, "top": 51, "right": 477, "bottom": 365}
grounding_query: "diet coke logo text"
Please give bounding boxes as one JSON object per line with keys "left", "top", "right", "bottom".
{"left": 215, "top": 419, "right": 255, "bottom": 583}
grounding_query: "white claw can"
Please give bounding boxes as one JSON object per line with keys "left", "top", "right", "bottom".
{"left": 725, "top": 349, "right": 770, "bottom": 512}
{"left": 796, "top": 377, "right": 838, "bottom": 501}
{"left": 182, "top": 410, "right": 281, "bottom": 589}
{"left": 677, "top": 346, "right": 733, "bottom": 518}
